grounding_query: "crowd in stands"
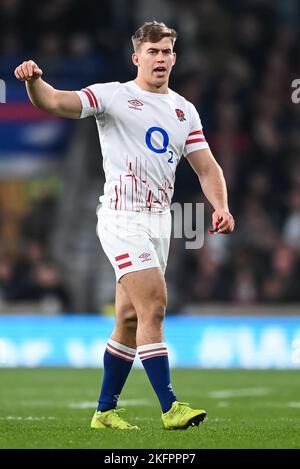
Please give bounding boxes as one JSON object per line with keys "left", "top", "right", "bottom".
{"left": 0, "top": 0, "right": 299, "bottom": 310}
{"left": 0, "top": 192, "right": 72, "bottom": 312}
{"left": 171, "top": 0, "right": 300, "bottom": 304}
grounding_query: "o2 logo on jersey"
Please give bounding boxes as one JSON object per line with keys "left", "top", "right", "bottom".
{"left": 145, "top": 126, "right": 174, "bottom": 164}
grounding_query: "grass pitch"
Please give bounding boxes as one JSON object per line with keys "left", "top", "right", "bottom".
{"left": 0, "top": 368, "right": 299, "bottom": 449}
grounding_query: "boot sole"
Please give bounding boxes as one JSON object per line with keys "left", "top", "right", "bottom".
{"left": 182, "top": 411, "right": 206, "bottom": 429}
{"left": 164, "top": 411, "right": 207, "bottom": 430}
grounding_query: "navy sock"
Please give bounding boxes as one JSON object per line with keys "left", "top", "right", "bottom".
{"left": 138, "top": 342, "right": 176, "bottom": 413}
{"left": 97, "top": 338, "right": 136, "bottom": 412}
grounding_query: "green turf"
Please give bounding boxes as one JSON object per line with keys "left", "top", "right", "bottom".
{"left": 0, "top": 368, "right": 299, "bottom": 449}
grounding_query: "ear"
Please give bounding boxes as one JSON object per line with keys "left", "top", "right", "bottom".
{"left": 132, "top": 52, "right": 139, "bottom": 67}
{"left": 172, "top": 52, "right": 176, "bottom": 66}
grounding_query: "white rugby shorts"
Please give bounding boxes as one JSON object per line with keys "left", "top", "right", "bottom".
{"left": 96, "top": 207, "right": 171, "bottom": 281}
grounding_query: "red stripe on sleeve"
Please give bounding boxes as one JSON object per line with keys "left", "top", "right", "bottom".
{"left": 86, "top": 87, "right": 100, "bottom": 109}
{"left": 82, "top": 89, "right": 94, "bottom": 108}
{"left": 188, "top": 130, "right": 203, "bottom": 136}
{"left": 185, "top": 138, "right": 206, "bottom": 144}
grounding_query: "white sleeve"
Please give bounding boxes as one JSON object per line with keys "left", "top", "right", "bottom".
{"left": 75, "top": 82, "right": 120, "bottom": 119}
{"left": 183, "top": 103, "right": 209, "bottom": 157}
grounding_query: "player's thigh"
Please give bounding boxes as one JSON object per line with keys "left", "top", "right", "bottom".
{"left": 119, "top": 267, "right": 167, "bottom": 319}
{"left": 115, "top": 282, "right": 137, "bottom": 325}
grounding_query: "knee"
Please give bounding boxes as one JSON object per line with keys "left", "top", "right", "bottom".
{"left": 117, "top": 309, "right": 138, "bottom": 332}
{"left": 146, "top": 296, "right": 167, "bottom": 325}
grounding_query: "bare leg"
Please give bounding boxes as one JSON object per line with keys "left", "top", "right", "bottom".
{"left": 111, "top": 282, "right": 138, "bottom": 348}
{"left": 120, "top": 267, "right": 176, "bottom": 412}
{"left": 120, "top": 267, "right": 167, "bottom": 345}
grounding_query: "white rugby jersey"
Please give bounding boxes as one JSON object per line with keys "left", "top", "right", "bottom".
{"left": 76, "top": 81, "right": 209, "bottom": 212}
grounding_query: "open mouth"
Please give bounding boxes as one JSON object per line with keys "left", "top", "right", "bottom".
{"left": 153, "top": 67, "right": 167, "bottom": 73}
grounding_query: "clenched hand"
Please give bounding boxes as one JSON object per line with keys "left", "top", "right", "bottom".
{"left": 14, "top": 60, "right": 43, "bottom": 82}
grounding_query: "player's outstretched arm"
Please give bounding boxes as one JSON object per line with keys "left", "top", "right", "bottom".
{"left": 14, "top": 60, "right": 82, "bottom": 119}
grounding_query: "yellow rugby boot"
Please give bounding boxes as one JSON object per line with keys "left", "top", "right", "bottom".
{"left": 162, "top": 401, "right": 206, "bottom": 430}
{"left": 91, "top": 408, "right": 140, "bottom": 430}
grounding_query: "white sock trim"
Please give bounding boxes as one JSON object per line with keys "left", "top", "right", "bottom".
{"left": 137, "top": 342, "right": 167, "bottom": 353}
{"left": 137, "top": 342, "right": 168, "bottom": 361}
{"left": 107, "top": 338, "right": 136, "bottom": 362}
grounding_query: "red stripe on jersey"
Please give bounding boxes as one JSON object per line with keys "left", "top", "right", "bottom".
{"left": 188, "top": 130, "right": 203, "bottom": 136}
{"left": 114, "top": 185, "right": 119, "bottom": 209}
{"left": 86, "top": 87, "right": 100, "bottom": 109}
{"left": 118, "top": 261, "right": 133, "bottom": 269}
{"left": 120, "top": 175, "right": 122, "bottom": 210}
{"left": 185, "top": 138, "right": 206, "bottom": 144}
{"left": 82, "top": 89, "right": 94, "bottom": 108}
{"left": 146, "top": 189, "right": 152, "bottom": 206}
{"left": 115, "top": 253, "right": 129, "bottom": 262}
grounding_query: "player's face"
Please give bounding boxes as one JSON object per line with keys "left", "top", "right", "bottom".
{"left": 132, "top": 37, "right": 176, "bottom": 91}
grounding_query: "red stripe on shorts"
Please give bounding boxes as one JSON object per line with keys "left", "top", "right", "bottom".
{"left": 118, "top": 261, "right": 133, "bottom": 269}
{"left": 115, "top": 253, "right": 130, "bottom": 262}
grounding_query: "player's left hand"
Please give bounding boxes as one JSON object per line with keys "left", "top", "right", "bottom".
{"left": 211, "top": 209, "right": 235, "bottom": 234}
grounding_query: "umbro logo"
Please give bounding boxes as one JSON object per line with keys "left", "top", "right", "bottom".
{"left": 139, "top": 252, "right": 151, "bottom": 262}
{"left": 128, "top": 99, "right": 143, "bottom": 110}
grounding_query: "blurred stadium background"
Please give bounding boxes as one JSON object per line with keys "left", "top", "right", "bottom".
{"left": 0, "top": 0, "right": 300, "bottom": 370}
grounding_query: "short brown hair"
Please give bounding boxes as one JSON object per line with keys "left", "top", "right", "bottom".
{"left": 132, "top": 21, "right": 177, "bottom": 52}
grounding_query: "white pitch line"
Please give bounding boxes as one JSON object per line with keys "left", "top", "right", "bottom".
{"left": 68, "top": 401, "right": 97, "bottom": 409}
{"left": 0, "top": 416, "right": 55, "bottom": 420}
{"left": 208, "top": 387, "right": 270, "bottom": 399}
{"left": 287, "top": 402, "right": 300, "bottom": 408}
